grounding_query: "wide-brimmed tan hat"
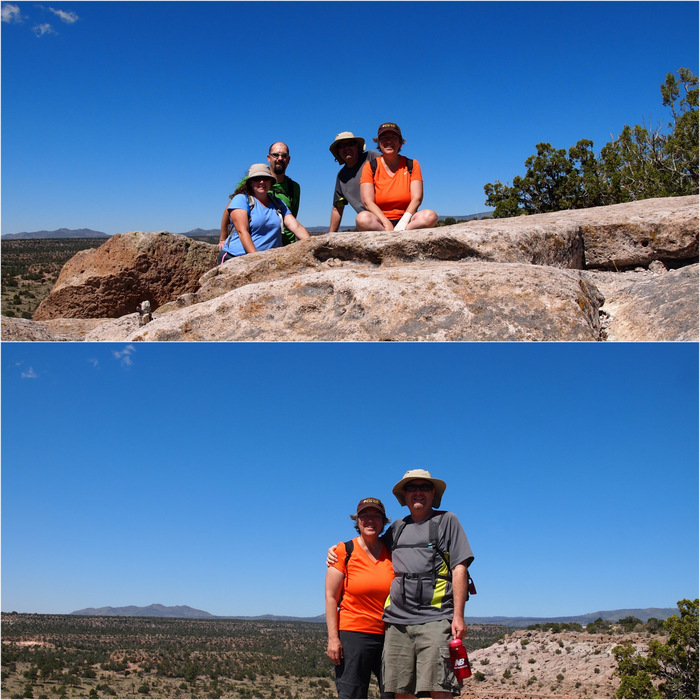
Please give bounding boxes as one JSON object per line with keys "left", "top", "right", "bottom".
{"left": 329, "top": 131, "right": 366, "bottom": 160}
{"left": 245, "top": 163, "right": 276, "bottom": 182}
{"left": 392, "top": 469, "right": 446, "bottom": 508}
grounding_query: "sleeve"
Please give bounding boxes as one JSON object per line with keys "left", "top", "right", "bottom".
{"left": 229, "top": 193, "right": 249, "bottom": 211}
{"left": 410, "top": 159, "right": 423, "bottom": 183}
{"left": 290, "top": 181, "right": 300, "bottom": 217}
{"left": 333, "top": 175, "right": 344, "bottom": 207}
{"left": 444, "top": 513, "right": 474, "bottom": 569}
{"left": 360, "top": 160, "right": 374, "bottom": 185}
{"left": 332, "top": 541, "right": 347, "bottom": 575}
{"left": 279, "top": 199, "right": 291, "bottom": 218}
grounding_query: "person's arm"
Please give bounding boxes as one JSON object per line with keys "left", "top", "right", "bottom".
{"left": 406, "top": 179, "right": 424, "bottom": 216}
{"left": 325, "top": 565, "right": 345, "bottom": 665}
{"left": 231, "top": 209, "right": 257, "bottom": 254}
{"left": 360, "top": 182, "right": 394, "bottom": 231}
{"left": 219, "top": 207, "right": 231, "bottom": 250}
{"left": 283, "top": 214, "right": 310, "bottom": 241}
{"left": 394, "top": 180, "right": 424, "bottom": 231}
{"left": 329, "top": 205, "right": 343, "bottom": 233}
{"left": 450, "top": 562, "right": 468, "bottom": 640}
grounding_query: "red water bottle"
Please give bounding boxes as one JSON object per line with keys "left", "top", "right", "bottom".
{"left": 449, "top": 638, "right": 472, "bottom": 680}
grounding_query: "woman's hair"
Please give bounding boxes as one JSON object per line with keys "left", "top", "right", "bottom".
{"left": 231, "top": 174, "right": 249, "bottom": 198}
{"left": 349, "top": 512, "right": 391, "bottom": 535}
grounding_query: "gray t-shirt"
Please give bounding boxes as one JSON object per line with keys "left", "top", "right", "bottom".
{"left": 333, "top": 150, "right": 380, "bottom": 214}
{"left": 382, "top": 510, "right": 474, "bottom": 626}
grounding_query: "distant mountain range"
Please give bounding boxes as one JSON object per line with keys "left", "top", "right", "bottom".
{"left": 3, "top": 215, "right": 493, "bottom": 240}
{"left": 2, "top": 228, "right": 110, "bottom": 240}
{"left": 70, "top": 604, "right": 679, "bottom": 627}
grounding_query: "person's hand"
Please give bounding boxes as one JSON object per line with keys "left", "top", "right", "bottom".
{"left": 394, "top": 212, "right": 412, "bottom": 232}
{"left": 327, "top": 546, "right": 339, "bottom": 567}
{"left": 327, "top": 638, "right": 343, "bottom": 665}
{"left": 218, "top": 240, "right": 226, "bottom": 250}
{"left": 452, "top": 616, "right": 466, "bottom": 640}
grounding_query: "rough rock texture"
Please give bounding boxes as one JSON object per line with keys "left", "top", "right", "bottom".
{"left": 33, "top": 231, "right": 218, "bottom": 320}
{"left": 4, "top": 195, "right": 697, "bottom": 342}
{"left": 460, "top": 628, "right": 656, "bottom": 699}
{"left": 584, "top": 264, "right": 699, "bottom": 341}
{"left": 116, "top": 263, "right": 605, "bottom": 342}
{"left": 2, "top": 316, "right": 59, "bottom": 341}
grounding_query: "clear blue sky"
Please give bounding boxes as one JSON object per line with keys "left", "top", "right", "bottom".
{"left": 2, "top": 1, "right": 698, "bottom": 234}
{"left": 2, "top": 342, "right": 698, "bottom": 618}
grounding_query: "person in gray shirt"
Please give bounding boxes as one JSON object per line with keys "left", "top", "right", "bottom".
{"left": 328, "top": 132, "right": 380, "bottom": 232}
{"left": 382, "top": 469, "right": 474, "bottom": 698}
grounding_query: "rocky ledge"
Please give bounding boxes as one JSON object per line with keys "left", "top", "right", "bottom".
{"left": 2, "top": 195, "right": 697, "bottom": 342}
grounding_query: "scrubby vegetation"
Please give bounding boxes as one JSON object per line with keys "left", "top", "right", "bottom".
{"left": 613, "top": 599, "right": 698, "bottom": 699}
{"left": 484, "top": 68, "right": 698, "bottom": 217}
{"left": 1, "top": 613, "right": 509, "bottom": 699}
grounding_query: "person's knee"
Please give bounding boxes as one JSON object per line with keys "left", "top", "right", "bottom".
{"left": 356, "top": 211, "right": 376, "bottom": 230}
{"left": 420, "top": 209, "right": 438, "bottom": 227}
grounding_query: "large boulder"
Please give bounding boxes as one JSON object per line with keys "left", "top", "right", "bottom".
{"left": 33, "top": 232, "right": 217, "bottom": 320}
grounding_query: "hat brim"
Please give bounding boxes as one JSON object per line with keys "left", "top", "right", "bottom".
{"left": 330, "top": 137, "right": 366, "bottom": 160}
{"left": 392, "top": 476, "right": 446, "bottom": 508}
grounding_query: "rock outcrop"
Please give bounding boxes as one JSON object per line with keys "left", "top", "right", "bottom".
{"left": 32, "top": 231, "right": 218, "bottom": 320}
{"left": 460, "top": 628, "right": 656, "bottom": 699}
{"left": 4, "top": 195, "right": 697, "bottom": 342}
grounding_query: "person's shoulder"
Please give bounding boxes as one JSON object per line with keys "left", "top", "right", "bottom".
{"left": 436, "top": 509, "right": 457, "bottom": 520}
{"left": 367, "top": 149, "right": 380, "bottom": 160}
{"left": 230, "top": 193, "right": 250, "bottom": 209}
{"left": 433, "top": 510, "right": 460, "bottom": 525}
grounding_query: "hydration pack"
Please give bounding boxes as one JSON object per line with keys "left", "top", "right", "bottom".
{"left": 390, "top": 512, "right": 476, "bottom": 606}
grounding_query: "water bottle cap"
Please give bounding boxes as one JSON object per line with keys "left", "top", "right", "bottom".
{"left": 450, "top": 638, "right": 463, "bottom": 648}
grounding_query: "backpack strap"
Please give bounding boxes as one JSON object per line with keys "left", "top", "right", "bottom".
{"left": 337, "top": 539, "right": 355, "bottom": 608}
{"left": 268, "top": 195, "right": 286, "bottom": 238}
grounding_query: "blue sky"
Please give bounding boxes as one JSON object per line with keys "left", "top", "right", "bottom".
{"left": 2, "top": 1, "right": 698, "bottom": 234}
{"left": 2, "top": 342, "right": 698, "bottom": 618}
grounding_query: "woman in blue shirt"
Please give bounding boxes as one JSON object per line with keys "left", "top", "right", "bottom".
{"left": 218, "top": 163, "right": 309, "bottom": 262}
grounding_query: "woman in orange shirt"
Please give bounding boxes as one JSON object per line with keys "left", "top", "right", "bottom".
{"left": 357, "top": 122, "right": 438, "bottom": 233}
{"left": 325, "top": 498, "right": 395, "bottom": 698}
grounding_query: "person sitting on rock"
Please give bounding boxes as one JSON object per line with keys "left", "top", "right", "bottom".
{"left": 328, "top": 131, "right": 381, "bottom": 232}
{"left": 356, "top": 122, "right": 438, "bottom": 232}
{"left": 217, "top": 164, "right": 309, "bottom": 263}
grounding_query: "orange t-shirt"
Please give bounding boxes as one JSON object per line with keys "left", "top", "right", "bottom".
{"left": 360, "top": 156, "right": 423, "bottom": 220}
{"left": 332, "top": 538, "right": 394, "bottom": 635}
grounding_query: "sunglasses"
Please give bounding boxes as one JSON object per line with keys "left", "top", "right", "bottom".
{"left": 404, "top": 483, "right": 434, "bottom": 492}
{"left": 269, "top": 152, "right": 289, "bottom": 160}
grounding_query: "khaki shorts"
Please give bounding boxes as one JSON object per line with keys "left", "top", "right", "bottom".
{"left": 382, "top": 620, "right": 459, "bottom": 696}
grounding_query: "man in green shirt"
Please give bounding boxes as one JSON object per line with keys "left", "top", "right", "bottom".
{"left": 267, "top": 141, "right": 301, "bottom": 246}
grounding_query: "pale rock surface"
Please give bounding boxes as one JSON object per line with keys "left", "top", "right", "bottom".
{"left": 584, "top": 264, "right": 699, "bottom": 341}
{"left": 119, "top": 263, "right": 605, "bottom": 342}
{"left": 460, "top": 628, "right": 654, "bottom": 699}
